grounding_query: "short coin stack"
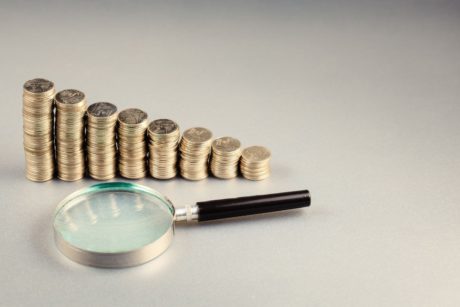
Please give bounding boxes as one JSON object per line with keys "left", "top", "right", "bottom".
{"left": 240, "top": 146, "right": 271, "bottom": 180}
{"left": 147, "top": 119, "right": 180, "bottom": 179}
{"left": 55, "top": 89, "right": 87, "bottom": 181}
{"left": 118, "top": 108, "right": 148, "bottom": 179}
{"left": 179, "top": 127, "right": 213, "bottom": 180}
{"left": 22, "top": 78, "right": 56, "bottom": 181}
{"left": 87, "top": 102, "right": 118, "bottom": 180}
{"left": 210, "top": 137, "right": 242, "bottom": 179}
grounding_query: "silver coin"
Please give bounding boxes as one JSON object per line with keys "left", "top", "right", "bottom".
{"left": 212, "top": 137, "right": 241, "bottom": 152}
{"left": 87, "top": 102, "right": 117, "bottom": 117}
{"left": 148, "top": 119, "right": 178, "bottom": 135}
{"left": 118, "top": 108, "right": 148, "bottom": 124}
{"left": 23, "top": 78, "right": 54, "bottom": 93}
{"left": 55, "top": 89, "right": 85, "bottom": 104}
{"left": 241, "top": 146, "right": 271, "bottom": 162}
{"left": 183, "top": 127, "right": 212, "bottom": 143}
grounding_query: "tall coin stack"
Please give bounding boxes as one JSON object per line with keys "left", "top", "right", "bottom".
{"left": 210, "top": 137, "right": 242, "bottom": 179}
{"left": 147, "top": 119, "right": 180, "bottom": 179}
{"left": 179, "top": 127, "right": 213, "bottom": 180}
{"left": 55, "top": 89, "right": 87, "bottom": 181}
{"left": 87, "top": 102, "right": 118, "bottom": 180}
{"left": 22, "top": 78, "right": 56, "bottom": 181}
{"left": 118, "top": 108, "right": 148, "bottom": 179}
{"left": 240, "top": 146, "right": 271, "bottom": 180}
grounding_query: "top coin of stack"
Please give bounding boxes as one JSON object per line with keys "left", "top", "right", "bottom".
{"left": 87, "top": 102, "right": 118, "bottom": 180}
{"left": 240, "top": 146, "right": 271, "bottom": 180}
{"left": 210, "top": 136, "right": 242, "bottom": 179}
{"left": 22, "top": 78, "right": 56, "bottom": 182}
{"left": 147, "top": 119, "right": 180, "bottom": 179}
{"left": 55, "top": 89, "right": 87, "bottom": 181}
{"left": 179, "top": 127, "right": 213, "bottom": 180}
{"left": 118, "top": 108, "right": 148, "bottom": 179}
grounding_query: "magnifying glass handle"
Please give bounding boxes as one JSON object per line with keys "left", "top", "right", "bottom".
{"left": 195, "top": 190, "right": 310, "bottom": 222}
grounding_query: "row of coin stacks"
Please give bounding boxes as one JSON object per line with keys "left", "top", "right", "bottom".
{"left": 22, "top": 78, "right": 271, "bottom": 182}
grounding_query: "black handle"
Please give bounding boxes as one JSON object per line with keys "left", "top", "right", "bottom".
{"left": 196, "top": 190, "right": 310, "bottom": 222}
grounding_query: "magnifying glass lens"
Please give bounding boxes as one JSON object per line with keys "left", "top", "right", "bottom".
{"left": 53, "top": 183, "right": 175, "bottom": 266}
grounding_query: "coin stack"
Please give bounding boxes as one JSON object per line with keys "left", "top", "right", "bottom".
{"left": 210, "top": 137, "right": 242, "bottom": 179}
{"left": 118, "top": 108, "right": 148, "bottom": 179}
{"left": 22, "top": 78, "right": 56, "bottom": 181}
{"left": 86, "top": 102, "right": 118, "bottom": 180}
{"left": 240, "top": 146, "right": 271, "bottom": 180}
{"left": 179, "top": 127, "right": 213, "bottom": 180}
{"left": 147, "top": 119, "right": 180, "bottom": 179}
{"left": 55, "top": 89, "right": 87, "bottom": 181}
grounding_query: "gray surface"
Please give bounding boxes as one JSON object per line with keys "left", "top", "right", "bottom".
{"left": 1, "top": 0, "right": 460, "bottom": 306}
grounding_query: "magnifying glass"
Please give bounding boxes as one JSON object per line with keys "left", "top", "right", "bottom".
{"left": 53, "top": 182, "right": 311, "bottom": 268}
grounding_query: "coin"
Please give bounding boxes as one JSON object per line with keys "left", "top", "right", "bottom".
{"left": 118, "top": 108, "right": 148, "bottom": 125}
{"left": 22, "top": 78, "right": 56, "bottom": 181}
{"left": 118, "top": 108, "right": 148, "bottom": 179}
{"left": 182, "top": 127, "right": 212, "bottom": 143}
{"left": 240, "top": 146, "right": 271, "bottom": 180}
{"left": 179, "top": 127, "right": 213, "bottom": 180}
{"left": 210, "top": 137, "right": 242, "bottom": 179}
{"left": 24, "top": 78, "right": 54, "bottom": 94}
{"left": 55, "top": 89, "right": 87, "bottom": 181}
{"left": 87, "top": 102, "right": 117, "bottom": 118}
{"left": 212, "top": 137, "right": 241, "bottom": 152}
{"left": 87, "top": 102, "right": 118, "bottom": 180}
{"left": 147, "top": 119, "right": 180, "bottom": 179}
{"left": 55, "top": 89, "right": 86, "bottom": 105}
{"left": 148, "top": 119, "right": 179, "bottom": 135}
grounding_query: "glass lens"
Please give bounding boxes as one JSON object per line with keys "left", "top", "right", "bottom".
{"left": 54, "top": 182, "right": 174, "bottom": 254}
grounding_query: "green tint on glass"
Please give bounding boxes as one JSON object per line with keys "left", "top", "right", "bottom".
{"left": 53, "top": 183, "right": 174, "bottom": 253}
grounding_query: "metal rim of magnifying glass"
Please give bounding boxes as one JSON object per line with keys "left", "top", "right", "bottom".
{"left": 53, "top": 182, "right": 176, "bottom": 268}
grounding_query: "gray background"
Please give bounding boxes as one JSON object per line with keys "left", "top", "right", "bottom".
{"left": 1, "top": 0, "right": 459, "bottom": 306}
